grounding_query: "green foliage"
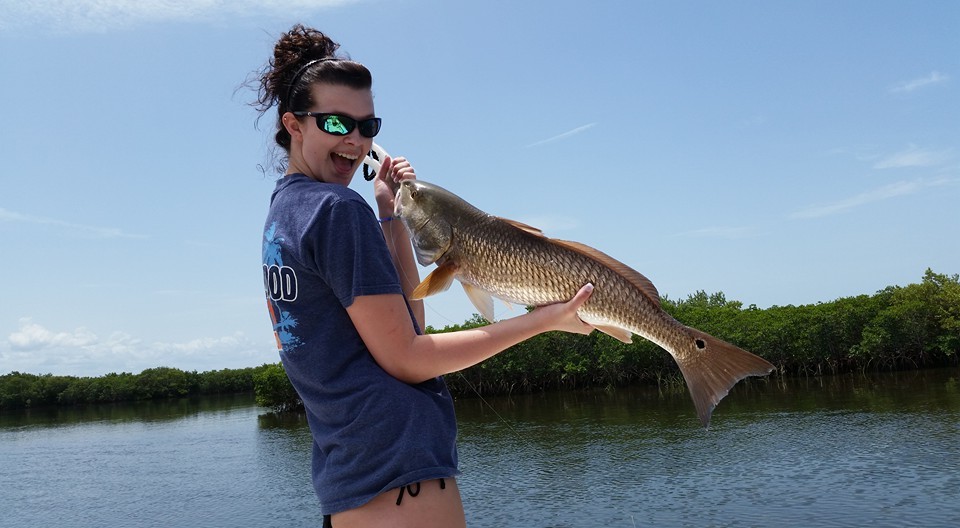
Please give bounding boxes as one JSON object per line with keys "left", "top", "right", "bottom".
{"left": 448, "top": 269, "right": 960, "bottom": 396}
{"left": 253, "top": 363, "right": 302, "bottom": 413}
{"left": 0, "top": 365, "right": 271, "bottom": 411}
{"left": 851, "top": 269, "right": 960, "bottom": 367}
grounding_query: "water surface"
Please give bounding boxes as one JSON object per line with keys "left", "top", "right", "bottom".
{"left": 2, "top": 370, "right": 958, "bottom": 527}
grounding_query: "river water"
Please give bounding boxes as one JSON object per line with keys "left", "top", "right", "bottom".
{"left": 2, "top": 369, "right": 958, "bottom": 527}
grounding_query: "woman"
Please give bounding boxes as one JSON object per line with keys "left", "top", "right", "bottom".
{"left": 254, "top": 24, "right": 594, "bottom": 528}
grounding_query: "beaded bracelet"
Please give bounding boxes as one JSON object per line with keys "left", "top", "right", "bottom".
{"left": 378, "top": 216, "right": 395, "bottom": 223}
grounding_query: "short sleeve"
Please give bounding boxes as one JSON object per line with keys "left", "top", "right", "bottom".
{"left": 309, "top": 198, "right": 403, "bottom": 308}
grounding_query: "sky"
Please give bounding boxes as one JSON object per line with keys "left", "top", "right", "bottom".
{"left": 1, "top": 0, "right": 957, "bottom": 377}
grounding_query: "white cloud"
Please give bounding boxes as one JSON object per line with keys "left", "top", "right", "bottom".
{"left": 525, "top": 123, "right": 597, "bottom": 148}
{"left": 873, "top": 145, "right": 954, "bottom": 169}
{"left": 790, "top": 178, "right": 953, "bottom": 219}
{"left": 8, "top": 318, "right": 98, "bottom": 350}
{"left": 0, "top": 0, "right": 358, "bottom": 33}
{"left": 3, "top": 319, "right": 272, "bottom": 376}
{"left": 0, "top": 207, "right": 145, "bottom": 239}
{"left": 890, "top": 71, "right": 949, "bottom": 93}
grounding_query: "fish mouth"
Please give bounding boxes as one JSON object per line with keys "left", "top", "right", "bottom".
{"left": 394, "top": 180, "right": 420, "bottom": 222}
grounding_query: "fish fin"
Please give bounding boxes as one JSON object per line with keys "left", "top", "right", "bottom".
{"left": 672, "top": 326, "right": 775, "bottom": 428}
{"left": 595, "top": 324, "right": 634, "bottom": 344}
{"left": 410, "top": 261, "right": 458, "bottom": 300}
{"left": 497, "top": 217, "right": 545, "bottom": 236}
{"left": 553, "top": 239, "right": 661, "bottom": 308}
{"left": 462, "top": 283, "right": 496, "bottom": 323}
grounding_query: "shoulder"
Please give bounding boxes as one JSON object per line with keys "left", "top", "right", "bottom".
{"left": 273, "top": 175, "right": 373, "bottom": 219}
{"left": 281, "top": 174, "right": 367, "bottom": 203}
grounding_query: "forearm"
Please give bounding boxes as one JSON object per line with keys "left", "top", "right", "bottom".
{"left": 393, "top": 308, "right": 557, "bottom": 383}
{"left": 380, "top": 216, "right": 425, "bottom": 328}
{"left": 348, "top": 289, "right": 594, "bottom": 385}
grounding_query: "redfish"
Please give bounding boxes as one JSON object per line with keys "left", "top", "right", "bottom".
{"left": 395, "top": 179, "right": 774, "bottom": 427}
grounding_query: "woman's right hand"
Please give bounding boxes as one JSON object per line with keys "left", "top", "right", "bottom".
{"left": 533, "top": 283, "right": 596, "bottom": 335}
{"left": 373, "top": 155, "right": 416, "bottom": 215}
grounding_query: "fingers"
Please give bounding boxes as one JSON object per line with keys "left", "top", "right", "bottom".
{"left": 376, "top": 156, "right": 417, "bottom": 186}
{"left": 391, "top": 156, "right": 417, "bottom": 182}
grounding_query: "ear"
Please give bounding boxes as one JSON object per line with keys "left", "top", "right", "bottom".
{"left": 281, "top": 112, "right": 304, "bottom": 143}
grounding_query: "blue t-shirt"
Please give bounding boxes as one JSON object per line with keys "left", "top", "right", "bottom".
{"left": 262, "top": 173, "right": 459, "bottom": 515}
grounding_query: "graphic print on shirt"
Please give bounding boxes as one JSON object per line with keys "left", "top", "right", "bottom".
{"left": 263, "top": 222, "right": 302, "bottom": 352}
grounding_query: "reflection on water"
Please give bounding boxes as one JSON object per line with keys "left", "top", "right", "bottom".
{"left": 454, "top": 370, "right": 960, "bottom": 527}
{"left": 1, "top": 393, "right": 255, "bottom": 429}
{"left": 2, "top": 369, "right": 958, "bottom": 528}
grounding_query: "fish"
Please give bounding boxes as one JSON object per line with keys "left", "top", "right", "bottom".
{"left": 394, "top": 179, "right": 775, "bottom": 427}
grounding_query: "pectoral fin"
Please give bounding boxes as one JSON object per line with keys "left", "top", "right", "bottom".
{"left": 595, "top": 324, "right": 634, "bottom": 344}
{"left": 462, "top": 283, "right": 496, "bottom": 323}
{"left": 411, "top": 261, "right": 458, "bottom": 300}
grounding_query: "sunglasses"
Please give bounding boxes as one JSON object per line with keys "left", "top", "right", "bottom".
{"left": 292, "top": 112, "right": 382, "bottom": 138}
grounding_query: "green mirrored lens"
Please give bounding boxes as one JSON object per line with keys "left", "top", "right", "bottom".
{"left": 322, "top": 115, "right": 352, "bottom": 135}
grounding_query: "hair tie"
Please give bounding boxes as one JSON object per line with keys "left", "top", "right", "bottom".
{"left": 285, "top": 57, "right": 340, "bottom": 110}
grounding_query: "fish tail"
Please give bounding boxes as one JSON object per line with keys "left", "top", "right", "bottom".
{"left": 673, "top": 326, "right": 775, "bottom": 428}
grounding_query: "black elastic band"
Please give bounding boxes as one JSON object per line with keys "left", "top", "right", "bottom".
{"left": 285, "top": 58, "right": 340, "bottom": 110}
{"left": 395, "top": 479, "right": 446, "bottom": 506}
{"left": 362, "top": 147, "right": 380, "bottom": 181}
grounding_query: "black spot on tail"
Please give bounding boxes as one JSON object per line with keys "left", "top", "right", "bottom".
{"left": 695, "top": 338, "right": 706, "bottom": 349}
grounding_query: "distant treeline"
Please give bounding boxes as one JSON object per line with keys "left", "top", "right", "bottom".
{"left": 3, "top": 269, "right": 957, "bottom": 412}
{"left": 0, "top": 366, "right": 272, "bottom": 410}
{"left": 440, "top": 268, "right": 959, "bottom": 398}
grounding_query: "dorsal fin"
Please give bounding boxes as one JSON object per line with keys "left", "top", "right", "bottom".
{"left": 552, "top": 239, "right": 661, "bottom": 308}
{"left": 497, "top": 217, "right": 545, "bottom": 236}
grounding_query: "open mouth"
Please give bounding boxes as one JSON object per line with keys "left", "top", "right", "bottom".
{"left": 331, "top": 151, "right": 358, "bottom": 173}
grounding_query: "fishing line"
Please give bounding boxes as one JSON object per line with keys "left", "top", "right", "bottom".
{"left": 455, "top": 371, "right": 527, "bottom": 440}
{"left": 366, "top": 143, "right": 533, "bottom": 445}
{"left": 365, "top": 143, "right": 464, "bottom": 330}
{"left": 366, "top": 147, "right": 629, "bottom": 521}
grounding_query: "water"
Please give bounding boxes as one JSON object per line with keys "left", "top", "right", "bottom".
{"left": 2, "top": 370, "right": 958, "bottom": 527}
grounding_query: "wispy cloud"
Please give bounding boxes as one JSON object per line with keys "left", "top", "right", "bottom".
{"left": 0, "top": 207, "right": 145, "bottom": 239}
{"left": 873, "top": 144, "right": 954, "bottom": 169}
{"left": 674, "top": 226, "right": 760, "bottom": 239}
{"left": 525, "top": 123, "right": 597, "bottom": 148}
{"left": 0, "top": 0, "right": 358, "bottom": 33}
{"left": 737, "top": 115, "right": 767, "bottom": 129}
{"left": 890, "top": 71, "right": 949, "bottom": 93}
{"left": 790, "top": 178, "right": 953, "bottom": 219}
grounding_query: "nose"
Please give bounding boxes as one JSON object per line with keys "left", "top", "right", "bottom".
{"left": 343, "top": 128, "right": 362, "bottom": 144}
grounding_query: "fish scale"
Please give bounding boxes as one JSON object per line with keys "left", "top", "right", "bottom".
{"left": 396, "top": 179, "right": 775, "bottom": 427}
{"left": 460, "top": 220, "right": 663, "bottom": 339}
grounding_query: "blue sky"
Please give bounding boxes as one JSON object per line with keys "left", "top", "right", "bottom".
{"left": 1, "top": 1, "right": 957, "bottom": 377}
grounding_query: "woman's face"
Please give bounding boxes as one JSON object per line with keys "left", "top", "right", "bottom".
{"left": 284, "top": 83, "right": 375, "bottom": 186}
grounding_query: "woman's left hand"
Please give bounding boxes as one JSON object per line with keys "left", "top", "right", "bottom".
{"left": 373, "top": 155, "right": 416, "bottom": 214}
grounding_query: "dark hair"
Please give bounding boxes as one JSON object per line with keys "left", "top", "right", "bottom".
{"left": 252, "top": 24, "right": 373, "bottom": 155}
